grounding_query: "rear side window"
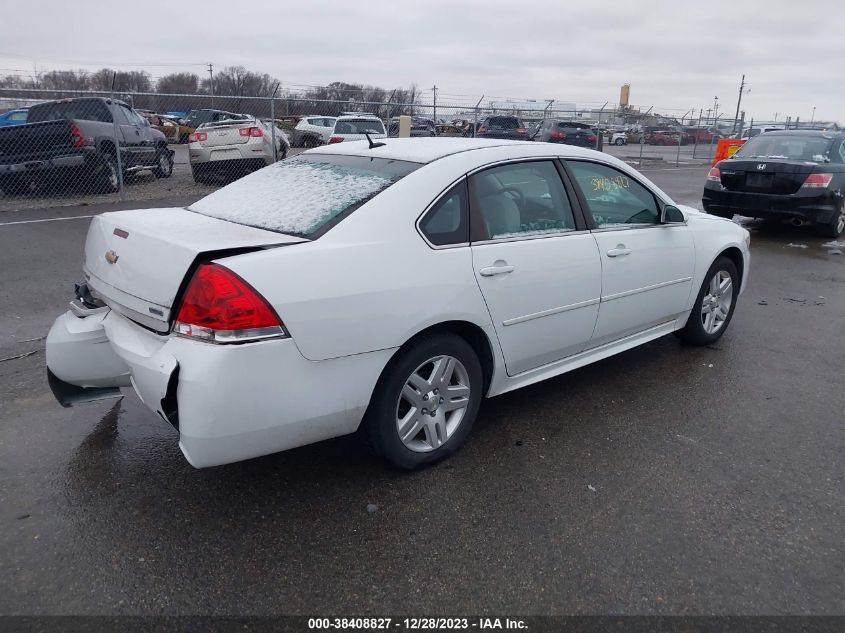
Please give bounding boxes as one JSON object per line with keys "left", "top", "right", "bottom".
{"left": 189, "top": 154, "right": 420, "bottom": 238}
{"left": 469, "top": 161, "right": 576, "bottom": 240}
{"left": 419, "top": 180, "right": 469, "bottom": 246}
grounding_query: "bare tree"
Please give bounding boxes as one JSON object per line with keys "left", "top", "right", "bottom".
{"left": 157, "top": 72, "right": 200, "bottom": 95}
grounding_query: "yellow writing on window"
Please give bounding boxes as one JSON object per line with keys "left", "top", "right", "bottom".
{"left": 590, "top": 176, "right": 629, "bottom": 191}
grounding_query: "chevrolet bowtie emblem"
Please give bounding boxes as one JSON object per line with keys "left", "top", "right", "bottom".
{"left": 105, "top": 250, "right": 119, "bottom": 264}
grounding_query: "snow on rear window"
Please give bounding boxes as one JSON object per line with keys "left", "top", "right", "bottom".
{"left": 188, "top": 156, "right": 409, "bottom": 237}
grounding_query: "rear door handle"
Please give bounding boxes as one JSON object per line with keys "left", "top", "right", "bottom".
{"left": 606, "top": 246, "right": 631, "bottom": 257}
{"left": 479, "top": 264, "right": 515, "bottom": 276}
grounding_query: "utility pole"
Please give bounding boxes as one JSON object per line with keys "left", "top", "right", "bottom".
{"left": 811, "top": 106, "right": 816, "bottom": 124}
{"left": 432, "top": 85, "right": 437, "bottom": 123}
{"left": 731, "top": 74, "right": 745, "bottom": 135}
{"left": 713, "top": 96, "right": 719, "bottom": 122}
{"left": 207, "top": 63, "right": 214, "bottom": 108}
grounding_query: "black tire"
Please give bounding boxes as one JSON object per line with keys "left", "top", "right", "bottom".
{"left": 0, "top": 175, "right": 31, "bottom": 196}
{"left": 614, "top": 138, "right": 624, "bottom": 145}
{"left": 676, "top": 256, "right": 739, "bottom": 346}
{"left": 152, "top": 149, "right": 173, "bottom": 178}
{"left": 817, "top": 199, "right": 844, "bottom": 238}
{"left": 365, "top": 333, "right": 483, "bottom": 470}
{"left": 191, "top": 165, "right": 210, "bottom": 185}
{"left": 95, "top": 153, "right": 120, "bottom": 193}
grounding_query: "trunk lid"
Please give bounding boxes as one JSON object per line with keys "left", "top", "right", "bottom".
{"left": 718, "top": 158, "right": 818, "bottom": 194}
{"left": 83, "top": 207, "right": 305, "bottom": 332}
{"left": 201, "top": 121, "right": 253, "bottom": 147}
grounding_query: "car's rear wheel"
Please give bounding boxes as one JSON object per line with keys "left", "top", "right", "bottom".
{"left": 0, "top": 175, "right": 32, "bottom": 196}
{"left": 191, "top": 164, "right": 210, "bottom": 185}
{"left": 95, "top": 153, "right": 120, "bottom": 193}
{"left": 365, "top": 333, "right": 483, "bottom": 470}
{"left": 614, "top": 138, "right": 624, "bottom": 145}
{"left": 817, "top": 199, "right": 845, "bottom": 238}
{"left": 676, "top": 256, "right": 739, "bottom": 345}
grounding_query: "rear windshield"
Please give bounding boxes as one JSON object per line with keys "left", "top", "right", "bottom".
{"left": 737, "top": 134, "right": 833, "bottom": 162}
{"left": 334, "top": 119, "right": 385, "bottom": 134}
{"left": 188, "top": 154, "right": 420, "bottom": 238}
{"left": 487, "top": 117, "right": 522, "bottom": 129}
{"left": 27, "top": 99, "right": 112, "bottom": 123}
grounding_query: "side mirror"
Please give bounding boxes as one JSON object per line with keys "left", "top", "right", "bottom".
{"left": 660, "top": 204, "right": 685, "bottom": 224}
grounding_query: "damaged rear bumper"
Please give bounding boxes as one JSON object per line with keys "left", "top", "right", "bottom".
{"left": 46, "top": 306, "right": 393, "bottom": 468}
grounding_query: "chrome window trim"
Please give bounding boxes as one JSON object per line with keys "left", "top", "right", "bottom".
{"left": 591, "top": 221, "right": 688, "bottom": 233}
{"left": 471, "top": 228, "right": 591, "bottom": 246}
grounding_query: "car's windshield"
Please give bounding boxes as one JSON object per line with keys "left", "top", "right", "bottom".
{"left": 334, "top": 119, "right": 386, "bottom": 135}
{"left": 27, "top": 99, "right": 112, "bottom": 123}
{"left": 188, "top": 154, "right": 420, "bottom": 238}
{"left": 736, "top": 134, "right": 833, "bottom": 162}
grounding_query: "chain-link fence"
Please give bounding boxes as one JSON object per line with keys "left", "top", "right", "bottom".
{"left": 0, "top": 87, "right": 747, "bottom": 211}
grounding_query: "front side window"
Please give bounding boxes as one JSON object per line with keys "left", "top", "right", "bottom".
{"left": 419, "top": 180, "right": 469, "bottom": 246}
{"left": 189, "top": 154, "right": 420, "bottom": 238}
{"left": 469, "top": 161, "right": 576, "bottom": 240}
{"left": 567, "top": 161, "right": 659, "bottom": 227}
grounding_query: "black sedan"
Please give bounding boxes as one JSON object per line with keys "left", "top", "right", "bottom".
{"left": 703, "top": 130, "right": 845, "bottom": 237}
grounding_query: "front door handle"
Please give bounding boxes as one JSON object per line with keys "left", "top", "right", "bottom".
{"left": 606, "top": 245, "right": 631, "bottom": 257}
{"left": 479, "top": 263, "right": 515, "bottom": 276}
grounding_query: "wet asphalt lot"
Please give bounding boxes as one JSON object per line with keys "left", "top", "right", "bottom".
{"left": 0, "top": 164, "right": 843, "bottom": 616}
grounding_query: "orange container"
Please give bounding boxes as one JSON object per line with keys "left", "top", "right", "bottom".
{"left": 711, "top": 138, "right": 746, "bottom": 166}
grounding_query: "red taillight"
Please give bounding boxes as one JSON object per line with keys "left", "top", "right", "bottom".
{"left": 801, "top": 173, "right": 833, "bottom": 189}
{"left": 587, "top": 134, "right": 597, "bottom": 143}
{"left": 69, "top": 122, "right": 85, "bottom": 148}
{"left": 239, "top": 126, "right": 264, "bottom": 137}
{"left": 707, "top": 167, "right": 721, "bottom": 182}
{"left": 328, "top": 136, "right": 344, "bottom": 144}
{"left": 173, "top": 263, "right": 286, "bottom": 343}
{"left": 477, "top": 126, "right": 487, "bottom": 134}
{"left": 188, "top": 131, "right": 207, "bottom": 143}
{"left": 516, "top": 128, "right": 526, "bottom": 134}
{"left": 549, "top": 130, "right": 567, "bottom": 140}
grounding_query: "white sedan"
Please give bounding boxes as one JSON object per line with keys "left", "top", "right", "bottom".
{"left": 46, "top": 138, "right": 750, "bottom": 470}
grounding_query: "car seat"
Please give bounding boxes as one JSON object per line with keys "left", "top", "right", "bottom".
{"left": 474, "top": 173, "right": 521, "bottom": 237}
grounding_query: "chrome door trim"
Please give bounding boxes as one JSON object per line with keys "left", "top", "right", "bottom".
{"left": 601, "top": 276, "right": 692, "bottom": 302}
{"left": 502, "top": 297, "right": 601, "bottom": 327}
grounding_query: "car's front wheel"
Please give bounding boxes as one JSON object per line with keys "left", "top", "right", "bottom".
{"left": 152, "top": 149, "right": 173, "bottom": 178}
{"left": 676, "top": 256, "right": 739, "bottom": 345}
{"left": 365, "top": 333, "right": 483, "bottom": 470}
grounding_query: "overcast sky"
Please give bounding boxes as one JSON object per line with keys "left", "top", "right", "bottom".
{"left": 1, "top": 0, "right": 841, "bottom": 122}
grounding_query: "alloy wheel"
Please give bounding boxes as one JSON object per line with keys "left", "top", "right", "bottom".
{"left": 700, "top": 270, "right": 734, "bottom": 334}
{"left": 395, "top": 355, "right": 471, "bottom": 453}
